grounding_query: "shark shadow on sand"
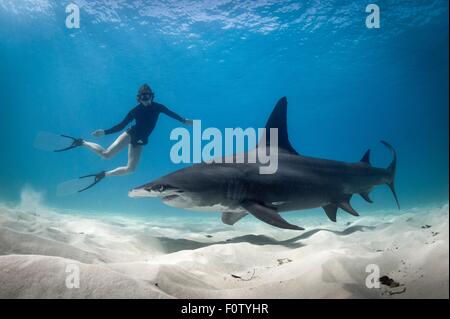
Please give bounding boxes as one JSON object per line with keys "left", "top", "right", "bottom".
{"left": 154, "top": 224, "right": 381, "bottom": 253}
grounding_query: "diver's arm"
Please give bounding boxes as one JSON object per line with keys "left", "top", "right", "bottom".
{"left": 103, "top": 108, "right": 135, "bottom": 135}
{"left": 160, "top": 105, "right": 191, "bottom": 124}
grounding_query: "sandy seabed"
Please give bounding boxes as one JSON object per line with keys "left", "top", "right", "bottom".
{"left": 0, "top": 195, "right": 448, "bottom": 299}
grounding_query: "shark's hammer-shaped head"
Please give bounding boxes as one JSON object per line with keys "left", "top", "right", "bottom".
{"left": 128, "top": 179, "right": 183, "bottom": 199}
{"left": 128, "top": 172, "right": 185, "bottom": 202}
{"left": 128, "top": 177, "right": 195, "bottom": 208}
{"left": 128, "top": 167, "right": 225, "bottom": 209}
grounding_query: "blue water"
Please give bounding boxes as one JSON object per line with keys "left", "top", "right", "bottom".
{"left": 0, "top": 0, "right": 448, "bottom": 218}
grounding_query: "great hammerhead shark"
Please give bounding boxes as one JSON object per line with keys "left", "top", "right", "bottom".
{"left": 129, "top": 97, "right": 399, "bottom": 230}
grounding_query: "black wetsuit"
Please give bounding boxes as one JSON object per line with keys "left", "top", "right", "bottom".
{"left": 104, "top": 102, "right": 185, "bottom": 146}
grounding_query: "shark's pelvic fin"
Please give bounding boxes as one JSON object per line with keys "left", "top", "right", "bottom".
{"left": 359, "top": 192, "right": 373, "bottom": 203}
{"left": 360, "top": 149, "right": 371, "bottom": 165}
{"left": 241, "top": 199, "right": 304, "bottom": 230}
{"left": 323, "top": 204, "right": 338, "bottom": 222}
{"left": 221, "top": 212, "right": 248, "bottom": 225}
{"left": 337, "top": 195, "right": 360, "bottom": 216}
{"left": 338, "top": 202, "right": 360, "bottom": 216}
{"left": 258, "top": 96, "right": 299, "bottom": 155}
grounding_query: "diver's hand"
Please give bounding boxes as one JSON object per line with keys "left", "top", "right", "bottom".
{"left": 92, "top": 129, "right": 105, "bottom": 137}
{"left": 184, "top": 119, "right": 194, "bottom": 126}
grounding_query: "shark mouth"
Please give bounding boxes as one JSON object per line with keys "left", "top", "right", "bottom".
{"left": 163, "top": 194, "right": 180, "bottom": 202}
{"left": 128, "top": 183, "right": 184, "bottom": 199}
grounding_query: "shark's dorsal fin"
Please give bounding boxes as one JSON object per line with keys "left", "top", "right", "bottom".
{"left": 258, "top": 97, "right": 299, "bottom": 155}
{"left": 360, "top": 149, "right": 371, "bottom": 165}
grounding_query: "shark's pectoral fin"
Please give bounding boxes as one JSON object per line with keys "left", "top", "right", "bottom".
{"left": 359, "top": 191, "right": 373, "bottom": 203}
{"left": 221, "top": 212, "right": 248, "bottom": 225}
{"left": 323, "top": 204, "right": 338, "bottom": 222}
{"left": 241, "top": 200, "right": 304, "bottom": 230}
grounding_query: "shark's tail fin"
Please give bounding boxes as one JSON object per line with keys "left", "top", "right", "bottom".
{"left": 381, "top": 140, "right": 400, "bottom": 209}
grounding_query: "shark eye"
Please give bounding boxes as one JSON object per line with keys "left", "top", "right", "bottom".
{"left": 150, "top": 184, "right": 166, "bottom": 192}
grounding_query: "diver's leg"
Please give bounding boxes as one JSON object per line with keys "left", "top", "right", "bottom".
{"left": 105, "top": 144, "right": 143, "bottom": 176}
{"left": 83, "top": 132, "right": 130, "bottom": 159}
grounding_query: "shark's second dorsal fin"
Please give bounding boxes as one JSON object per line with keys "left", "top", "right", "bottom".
{"left": 360, "top": 149, "right": 371, "bottom": 165}
{"left": 258, "top": 96, "right": 299, "bottom": 155}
